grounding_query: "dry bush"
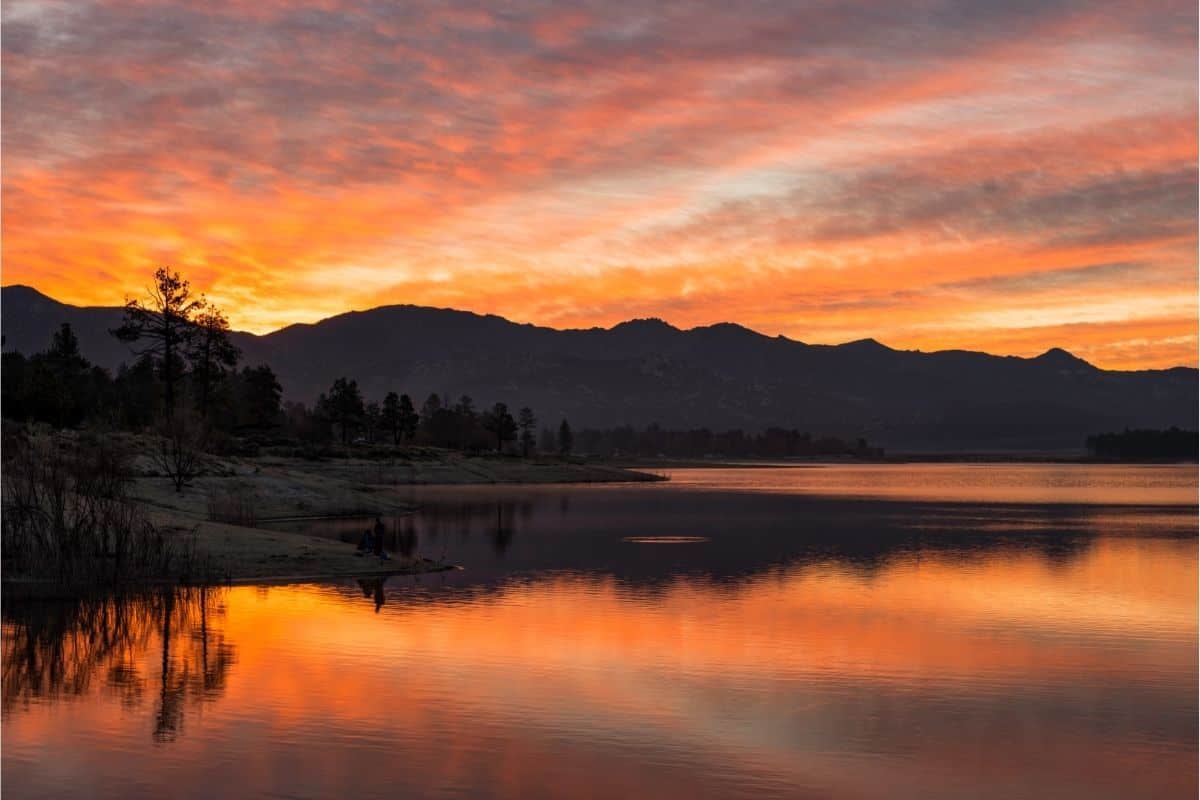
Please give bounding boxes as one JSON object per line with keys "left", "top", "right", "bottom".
{"left": 2, "top": 430, "right": 180, "bottom": 586}
{"left": 153, "top": 411, "right": 208, "bottom": 493}
{"left": 205, "top": 482, "right": 259, "bottom": 526}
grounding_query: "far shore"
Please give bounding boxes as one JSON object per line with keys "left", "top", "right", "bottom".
{"left": 610, "top": 453, "right": 1198, "bottom": 468}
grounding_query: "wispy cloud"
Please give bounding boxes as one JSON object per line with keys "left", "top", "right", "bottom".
{"left": 2, "top": 0, "right": 1196, "bottom": 367}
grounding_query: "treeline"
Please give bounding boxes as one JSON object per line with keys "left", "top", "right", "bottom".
{"left": 573, "top": 424, "right": 882, "bottom": 459}
{"left": 282, "top": 379, "right": 575, "bottom": 456}
{"left": 1085, "top": 428, "right": 1198, "bottom": 460}
{"left": 2, "top": 267, "right": 877, "bottom": 462}
{"left": 1, "top": 268, "right": 574, "bottom": 457}
{"left": 3, "top": 268, "right": 283, "bottom": 438}
{"left": 3, "top": 326, "right": 282, "bottom": 435}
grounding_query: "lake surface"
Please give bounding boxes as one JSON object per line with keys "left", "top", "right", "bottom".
{"left": 4, "top": 464, "right": 1197, "bottom": 799}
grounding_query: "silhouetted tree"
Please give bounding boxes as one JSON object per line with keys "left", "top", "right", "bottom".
{"left": 363, "top": 402, "right": 382, "bottom": 444}
{"left": 398, "top": 393, "right": 418, "bottom": 441}
{"left": 1, "top": 351, "right": 30, "bottom": 421}
{"left": 318, "top": 377, "right": 364, "bottom": 444}
{"left": 283, "top": 400, "right": 329, "bottom": 444}
{"left": 234, "top": 365, "right": 282, "bottom": 430}
{"left": 482, "top": 402, "right": 518, "bottom": 452}
{"left": 567, "top": 423, "right": 879, "bottom": 459}
{"left": 419, "top": 393, "right": 443, "bottom": 437}
{"left": 188, "top": 307, "right": 239, "bottom": 419}
{"left": 113, "top": 356, "right": 161, "bottom": 430}
{"left": 558, "top": 419, "right": 573, "bottom": 456}
{"left": 382, "top": 392, "right": 403, "bottom": 445}
{"left": 1, "top": 324, "right": 110, "bottom": 428}
{"left": 518, "top": 407, "right": 536, "bottom": 456}
{"left": 1086, "top": 427, "right": 1198, "bottom": 460}
{"left": 44, "top": 323, "right": 90, "bottom": 426}
{"left": 454, "top": 395, "right": 477, "bottom": 449}
{"left": 111, "top": 268, "right": 206, "bottom": 418}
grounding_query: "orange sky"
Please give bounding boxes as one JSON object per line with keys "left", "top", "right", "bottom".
{"left": 2, "top": 0, "right": 1197, "bottom": 368}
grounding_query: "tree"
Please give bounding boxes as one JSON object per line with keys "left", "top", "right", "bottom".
{"left": 482, "top": 402, "right": 518, "bottom": 452}
{"left": 320, "top": 377, "right": 364, "bottom": 444}
{"left": 381, "top": 392, "right": 403, "bottom": 445}
{"left": 111, "top": 268, "right": 207, "bottom": 418}
{"left": 236, "top": 365, "right": 282, "bottom": 430}
{"left": 114, "top": 355, "right": 161, "bottom": 430}
{"left": 189, "top": 306, "right": 239, "bottom": 419}
{"left": 155, "top": 411, "right": 207, "bottom": 493}
{"left": 398, "top": 394, "right": 418, "bottom": 441}
{"left": 558, "top": 419, "right": 573, "bottom": 456}
{"left": 419, "top": 394, "right": 442, "bottom": 437}
{"left": 363, "top": 402, "right": 382, "bottom": 444}
{"left": 454, "top": 395, "right": 477, "bottom": 449}
{"left": 44, "top": 323, "right": 90, "bottom": 426}
{"left": 48, "top": 322, "right": 84, "bottom": 365}
{"left": 518, "top": 407, "right": 536, "bottom": 456}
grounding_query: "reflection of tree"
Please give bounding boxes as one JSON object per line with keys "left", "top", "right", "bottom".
{"left": 387, "top": 518, "right": 419, "bottom": 559}
{"left": 492, "top": 503, "right": 515, "bottom": 556}
{"left": 411, "top": 497, "right": 532, "bottom": 557}
{"left": 2, "top": 587, "right": 236, "bottom": 744}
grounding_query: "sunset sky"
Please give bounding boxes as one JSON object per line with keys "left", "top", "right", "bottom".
{"left": 2, "top": 0, "right": 1196, "bottom": 368}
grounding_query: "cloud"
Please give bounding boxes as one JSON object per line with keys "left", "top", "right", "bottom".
{"left": 1, "top": 0, "right": 1196, "bottom": 368}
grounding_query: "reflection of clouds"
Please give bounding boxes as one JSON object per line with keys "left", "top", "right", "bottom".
{"left": 3, "top": 536, "right": 1194, "bottom": 798}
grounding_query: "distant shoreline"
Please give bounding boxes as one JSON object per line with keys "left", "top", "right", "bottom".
{"left": 608, "top": 454, "right": 1198, "bottom": 468}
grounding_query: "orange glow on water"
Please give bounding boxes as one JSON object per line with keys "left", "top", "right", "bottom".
{"left": 4, "top": 534, "right": 1195, "bottom": 798}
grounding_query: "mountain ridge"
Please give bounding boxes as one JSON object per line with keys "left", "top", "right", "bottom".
{"left": 3, "top": 283, "right": 1195, "bottom": 450}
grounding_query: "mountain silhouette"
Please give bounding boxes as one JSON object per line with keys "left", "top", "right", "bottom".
{"left": 3, "top": 284, "right": 1195, "bottom": 451}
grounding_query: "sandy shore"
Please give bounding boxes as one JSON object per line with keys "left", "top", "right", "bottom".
{"left": 2, "top": 440, "right": 662, "bottom": 593}
{"left": 130, "top": 450, "right": 661, "bottom": 583}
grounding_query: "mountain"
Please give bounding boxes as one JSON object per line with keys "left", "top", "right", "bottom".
{"left": 3, "top": 284, "right": 1196, "bottom": 451}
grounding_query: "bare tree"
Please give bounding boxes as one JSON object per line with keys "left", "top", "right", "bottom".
{"left": 155, "top": 412, "right": 207, "bottom": 493}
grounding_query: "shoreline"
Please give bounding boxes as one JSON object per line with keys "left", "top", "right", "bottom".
{"left": 3, "top": 449, "right": 663, "bottom": 597}
{"left": 2, "top": 560, "right": 460, "bottom": 600}
{"left": 610, "top": 455, "right": 1198, "bottom": 468}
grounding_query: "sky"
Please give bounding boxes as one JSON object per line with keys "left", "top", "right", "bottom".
{"left": 2, "top": 0, "right": 1197, "bottom": 368}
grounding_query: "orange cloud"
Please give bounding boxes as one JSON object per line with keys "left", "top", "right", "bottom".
{"left": 1, "top": 0, "right": 1196, "bottom": 367}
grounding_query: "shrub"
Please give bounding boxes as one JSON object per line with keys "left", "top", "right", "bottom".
{"left": 2, "top": 429, "right": 179, "bottom": 586}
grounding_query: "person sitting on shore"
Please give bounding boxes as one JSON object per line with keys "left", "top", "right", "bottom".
{"left": 357, "top": 529, "right": 374, "bottom": 554}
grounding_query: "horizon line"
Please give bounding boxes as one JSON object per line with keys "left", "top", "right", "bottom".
{"left": 4, "top": 281, "right": 1196, "bottom": 373}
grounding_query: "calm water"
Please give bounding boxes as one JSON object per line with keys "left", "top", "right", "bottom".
{"left": 4, "top": 464, "right": 1197, "bottom": 799}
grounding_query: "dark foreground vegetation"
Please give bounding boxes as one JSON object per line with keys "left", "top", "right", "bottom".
{"left": 1, "top": 426, "right": 207, "bottom": 588}
{"left": 1085, "top": 428, "right": 1198, "bottom": 460}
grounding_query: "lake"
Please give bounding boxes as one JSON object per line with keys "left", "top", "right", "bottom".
{"left": 3, "top": 464, "right": 1197, "bottom": 799}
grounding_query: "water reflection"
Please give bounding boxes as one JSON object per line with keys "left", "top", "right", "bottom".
{"left": 3, "top": 587, "right": 236, "bottom": 743}
{"left": 357, "top": 576, "right": 388, "bottom": 612}
{"left": 4, "top": 534, "right": 1195, "bottom": 799}
{"left": 269, "top": 483, "right": 1194, "bottom": 589}
{"left": 3, "top": 466, "right": 1197, "bottom": 799}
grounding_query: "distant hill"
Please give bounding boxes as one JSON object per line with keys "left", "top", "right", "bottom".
{"left": 3, "top": 283, "right": 1196, "bottom": 451}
